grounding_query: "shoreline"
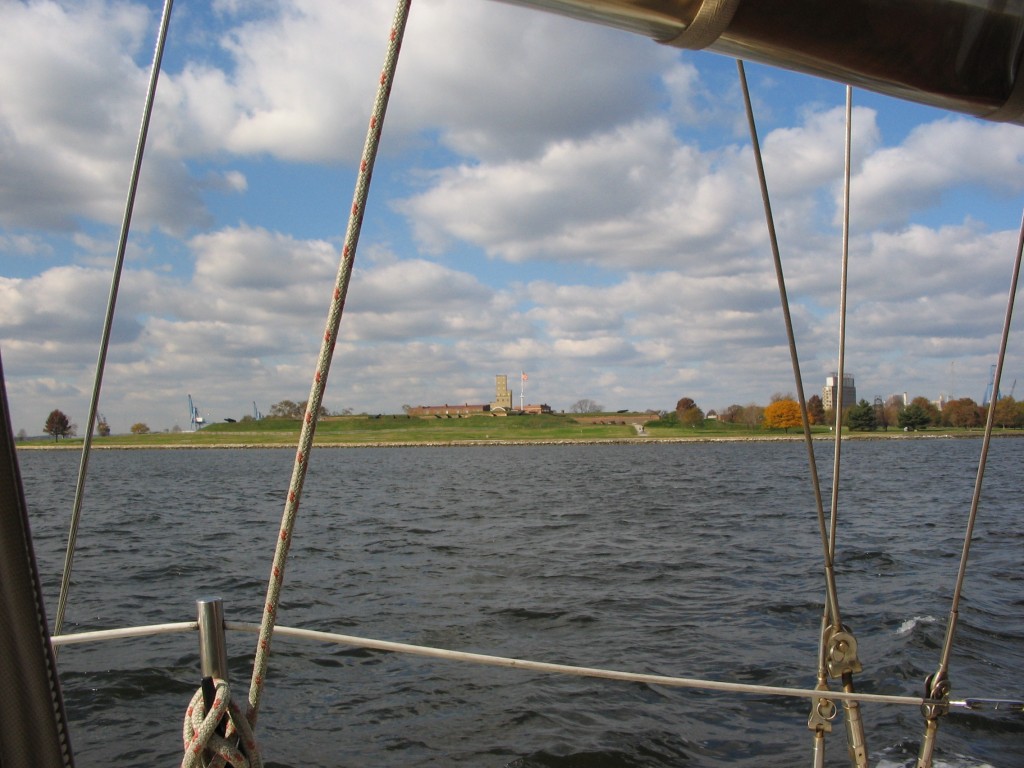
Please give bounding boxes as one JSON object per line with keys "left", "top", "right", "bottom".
{"left": 15, "top": 430, "right": 1015, "bottom": 450}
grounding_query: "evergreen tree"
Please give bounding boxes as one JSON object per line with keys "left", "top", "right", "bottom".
{"left": 897, "top": 403, "right": 931, "bottom": 431}
{"left": 846, "top": 400, "right": 877, "bottom": 431}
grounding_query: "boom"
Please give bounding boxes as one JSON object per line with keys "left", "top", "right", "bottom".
{"left": 498, "top": 0, "right": 1024, "bottom": 124}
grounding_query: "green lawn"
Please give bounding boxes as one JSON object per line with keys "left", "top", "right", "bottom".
{"left": 18, "top": 413, "right": 1003, "bottom": 449}
{"left": 24, "top": 413, "right": 639, "bottom": 448}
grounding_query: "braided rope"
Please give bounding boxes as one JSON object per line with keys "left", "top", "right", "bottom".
{"left": 182, "top": 679, "right": 262, "bottom": 768}
{"left": 246, "top": 0, "right": 412, "bottom": 729}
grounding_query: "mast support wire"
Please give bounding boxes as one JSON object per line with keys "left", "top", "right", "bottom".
{"left": 737, "top": 62, "right": 868, "bottom": 766}
{"left": 53, "top": 0, "right": 175, "bottom": 642}
{"left": 829, "top": 84, "right": 869, "bottom": 768}
{"left": 736, "top": 61, "right": 840, "bottom": 627}
{"left": 917, "top": 207, "right": 1024, "bottom": 767}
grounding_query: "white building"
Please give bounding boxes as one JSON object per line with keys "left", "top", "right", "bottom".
{"left": 822, "top": 373, "right": 857, "bottom": 411}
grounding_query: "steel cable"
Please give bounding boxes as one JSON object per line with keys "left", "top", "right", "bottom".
{"left": 53, "top": 0, "right": 175, "bottom": 642}
{"left": 737, "top": 63, "right": 869, "bottom": 765}
{"left": 917, "top": 208, "right": 1024, "bottom": 767}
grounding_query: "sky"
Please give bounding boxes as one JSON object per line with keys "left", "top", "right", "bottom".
{"left": 3, "top": 0, "right": 1024, "bottom": 435}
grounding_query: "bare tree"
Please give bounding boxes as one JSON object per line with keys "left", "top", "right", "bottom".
{"left": 742, "top": 403, "right": 764, "bottom": 429}
{"left": 269, "top": 399, "right": 302, "bottom": 418}
{"left": 720, "top": 404, "right": 745, "bottom": 423}
{"left": 570, "top": 399, "right": 603, "bottom": 414}
{"left": 270, "top": 399, "right": 331, "bottom": 419}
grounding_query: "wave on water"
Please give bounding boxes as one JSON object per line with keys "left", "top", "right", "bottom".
{"left": 876, "top": 756, "right": 997, "bottom": 768}
{"left": 896, "top": 615, "right": 939, "bottom": 636}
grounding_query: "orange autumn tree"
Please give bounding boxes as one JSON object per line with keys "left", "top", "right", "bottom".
{"left": 762, "top": 398, "right": 802, "bottom": 432}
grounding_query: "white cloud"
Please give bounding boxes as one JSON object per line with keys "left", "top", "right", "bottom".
{"left": 191, "top": 225, "right": 334, "bottom": 292}
{"left": 850, "top": 223, "right": 1017, "bottom": 302}
{"left": 395, "top": 0, "right": 671, "bottom": 160}
{"left": 0, "top": 266, "right": 143, "bottom": 347}
{"left": 400, "top": 117, "right": 767, "bottom": 269}
{"left": 140, "top": 0, "right": 672, "bottom": 164}
{"left": 0, "top": 233, "right": 53, "bottom": 259}
{"left": 662, "top": 61, "right": 718, "bottom": 126}
{"left": 852, "top": 118, "right": 1024, "bottom": 228}
{"left": 762, "top": 105, "right": 880, "bottom": 197}
{"left": 0, "top": 1, "right": 209, "bottom": 233}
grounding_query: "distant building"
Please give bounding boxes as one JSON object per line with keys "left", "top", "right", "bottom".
{"left": 520, "top": 403, "right": 553, "bottom": 414}
{"left": 410, "top": 374, "right": 550, "bottom": 417}
{"left": 491, "top": 375, "right": 513, "bottom": 411}
{"left": 407, "top": 403, "right": 490, "bottom": 417}
{"left": 822, "top": 372, "right": 856, "bottom": 411}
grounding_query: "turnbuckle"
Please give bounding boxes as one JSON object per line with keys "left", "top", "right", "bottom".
{"left": 807, "top": 683, "right": 838, "bottom": 733}
{"left": 824, "top": 625, "right": 869, "bottom": 767}
{"left": 916, "top": 671, "right": 951, "bottom": 768}
{"left": 921, "top": 670, "right": 951, "bottom": 721}
{"left": 825, "top": 626, "right": 862, "bottom": 678}
{"left": 808, "top": 622, "right": 862, "bottom": 732}
{"left": 957, "top": 698, "right": 1024, "bottom": 712}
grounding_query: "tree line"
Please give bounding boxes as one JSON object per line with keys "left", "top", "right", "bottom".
{"left": 38, "top": 409, "right": 151, "bottom": 440}
{"left": 30, "top": 400, "right": 347, "bottom": 440}
{"left": 32, "top": 392, "right": 1023, "bottom": 441}
{"left": 664, "top": 393, "right": 1024, "bottom": 432}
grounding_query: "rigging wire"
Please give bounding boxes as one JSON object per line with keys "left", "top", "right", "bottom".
{"left": 830, "top": 85, "right": 853, "bottom": 568}
{"left": 735, "top": 61, "right": 838, "bottom": 627}
{"left": 737, "top": 64, "right": 867, "bottom": 766}
{"left": 917, "top": 207, "right": 1024, "bottom": 767}
{"left": 245, "top": 0, "right": 413, "bottom": 731}
{"left": 810, "top": 84, "right": 863, "bottom": 768}
{"left": 826, "top": 85, "right": 868, "bottom": 767}
{"left": 52, "top": 0, "right": 175, "bottom": 642}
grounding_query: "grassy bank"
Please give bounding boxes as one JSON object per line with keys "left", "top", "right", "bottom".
{"left": 21, "top": 413, "right": 650, "bottom": 448}
{"left": 16, "top": 412, "right": 1010, "bottom": 449}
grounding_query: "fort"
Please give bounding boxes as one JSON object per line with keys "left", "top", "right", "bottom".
{"left": 406, "top": 375, "right": 552, "bottom": 417}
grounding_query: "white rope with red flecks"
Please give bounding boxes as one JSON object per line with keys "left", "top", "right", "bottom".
{"left": 244, "top": 0, "right": 413, "bottom": 732}
{"left": 182, "top": 679, "right": 262, "bottom": 768}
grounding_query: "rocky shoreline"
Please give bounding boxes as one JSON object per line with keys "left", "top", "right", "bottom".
{"left": 16, "top": 430, "right": 1012, "bottom": 450}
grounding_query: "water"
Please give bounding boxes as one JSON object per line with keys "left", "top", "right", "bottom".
{"left": 16, "top": 438, "right": 1024, "bottom": 767}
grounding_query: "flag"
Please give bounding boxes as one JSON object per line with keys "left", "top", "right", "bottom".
{"left": 521, "top": 372, "right": 528, "bottom": 381}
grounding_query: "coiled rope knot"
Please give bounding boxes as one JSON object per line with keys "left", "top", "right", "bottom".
{"left": 181, "top": 678, "right": 262, "bottom": 768}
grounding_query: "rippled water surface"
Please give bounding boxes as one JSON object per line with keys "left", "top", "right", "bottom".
{"left": 17, "top": 438, "right": 1024, "bottom": 767}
